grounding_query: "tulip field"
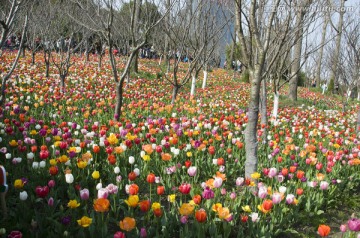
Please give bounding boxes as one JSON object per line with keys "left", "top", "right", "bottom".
{"left": 0, "top": 51, "right": 360, "bottom": 238}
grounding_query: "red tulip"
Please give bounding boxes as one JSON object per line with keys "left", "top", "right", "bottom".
{"left": 146, "top": 173, "right": 155, "bottom": 183}
{"left": 318, "top": 225, "right": 331, "bottom": 237}
{"left": 179, "top": 183, "right": 191, "bottom": 195}
{"left": 157, "top": 186, "right": 165, "bottom": 195}
{"left": 35, "top": 186, "right": 49, "bottom": 198}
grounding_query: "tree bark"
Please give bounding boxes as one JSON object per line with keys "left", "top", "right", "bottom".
{"left": 60, "top": 74, "right": 66, "bottom": 92}
{"left": 164, "top": 0, "right": 170, "bottom": 71}
{"left": 244, "top": 68, "right": 261, "bottom": 179}
{"left": 329, "top": 0, "right": 345, "bottom": 93}
{"left": 315, "top": 14, "right": 328, "bottom": 88}
{"left": 260, "top": 77, "right": 268, "bottom": 144}
{"left": 114, "top": 79, "right": 125, "bottom": 121}
{"left": 171, "top": 85, "right": 179, "bottom": 104}
{"left": 202, "top": 67, "right": 208, "bottom": 89}
{"left": 31, "top": 51, "right": 36, "bottom": 65}
{"left": 98, "top": 53, "right": 102, "bottom": 70}
{"left": 272, "top": 90, "right": 279, "bottom": 119}
{"left": 190, "top": 73, "right": 196, "bottom": 97}
{"left": 289, "top": 8, "right": 305, "bottom": 101}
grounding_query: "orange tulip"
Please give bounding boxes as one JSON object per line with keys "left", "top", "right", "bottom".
{"left": 157, "top": 186, "right": 165, "bottom": 195}
{"left": 296, "top": 170, "right": 305, "bottom": 179}
{"left": 161, "top": 153, "right": 172, "bottom": 161}
{"left": 143, "top": 144, "right": 153, "bottom": 154}
{"left": 139, "top": 200, "right": 150, "bottom": 212}
{"left": 192, "top": 194, "right": 202, "bottom": 205}
{"left": 153, "top": 208, "right": 163, "bottom": 217}
{"left": 195, "top": 209, "right": 207, "bottom": 223}
{"left": 318, "top": 225, "right": 331, "bottom": 237}
{"left": 119, "top": 217, "right": 136, "bottom": 232}
{"left": 129, "top": 184, "right": 139, "bottom": 195}
{"left": 262, "top": 199, "right": 273, "bottom": 211}
{"left": 146, "top": 173, "right": 155, "bottom": 183}
{"left": 93, "top": 198, "right": 110, "bottom": 212}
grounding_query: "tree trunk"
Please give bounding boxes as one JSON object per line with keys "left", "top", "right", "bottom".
{"left": 31, "top": 51, "right": 36, "bottom": 65}
{"left": 244, "top": 67, "right": 261, "bottom": 179}
{"left": 60, "top": 74, "right": 66, "bottom": 92}
{"left": 315, "top": 14, "right": 328, "bottom": 88}
{"left": 132, "top": 53, "right": 139, "bottom": 73}
{"left": 202, "top": 69, "right": 208, "bottom": 89}
{"left": 260, "top": 77, "right": 268, "bottom": 144}
{"left": 98, "top": 53, "right": 102, "bottom": 70}
{"left": 190, "top": 73, "right": 196, "bottom": 97}
{"left": 171, "top": 85, "right": 179, "bottom": 104}
{"left": 272, "top": 90, "right": 279, "bottom": 119}
{"left": 329, "top": 0, "right": 345, "bottom": 93}
{"left": 114, "top": 79, "right": 125, "bottom": 121}
{"left": 126, "top": 71, "right": 130, "bottom": 87}
{"left": 45, "top": 61, "right": 50, "bottom": 78}
{"left": 164, "top": 0, "right": 170, "bottom": 71}
{"left": 289, "top": 8, "right": 305, "bottom": 101}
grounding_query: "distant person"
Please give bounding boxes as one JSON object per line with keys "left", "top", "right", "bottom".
{"left": 237, "top": 60, "right": 242, "bottom": 73}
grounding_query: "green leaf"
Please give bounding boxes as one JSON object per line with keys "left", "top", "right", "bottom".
{"left": 316, "top": 210, "right": 324, "bottom": 215}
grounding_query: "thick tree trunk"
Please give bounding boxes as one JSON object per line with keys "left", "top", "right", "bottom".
{"left": 190, "top": 73, "right": 196, "bottom": 97}
{"left": 315, "top": 15, "right": 328, "bottom": 88}
{"left": 245, "top": 68, "right": 261, "bottom": 179}
{"left": 289, "top": 8, "right": 305, "bottom": 101}
{"left": 171, "top": 85, "right": 179, "bottom": 104}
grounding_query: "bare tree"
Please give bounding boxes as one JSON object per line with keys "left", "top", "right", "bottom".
{"left": 70, "top": 0, "right": 169, "bottom": 120}
{"left": 161, "top": 0, "right": 228, "bottom": 103}
{"left": 235, "top": 0, "right": 281, "bottom": 178}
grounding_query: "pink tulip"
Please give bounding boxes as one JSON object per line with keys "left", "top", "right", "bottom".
{"left": 213, "top": 177, "right": 223, "bottom": 188}
{"left": 268, "top": 167, "right": 277, "bottom": 178}
{"left": 272, "top": 192, "right": 282, "bottom": 204}
{"left": 319, "top": 181, "right": 329, "bottom": 190}
{"left": 285, "top": 194, "right": 295, "bottom": 204}
{"left": 258, "top": 186, "right": 267, "bottom": 199}
{"left": 348, "top": 218, "right": 360, "bottom": 231}
{"left": 80, "top": 188, "right": 90, "bottom": 200}
{"left": 48, "top": 197, "right": 54, "bottom": 206}
{"left": 97, "top": 188, "right": 109, "bottom": 199}
{"left": 187, "top": 166, "right": 197, "bottom": 177}
{"left": 236, "top": 177, "right": 244, "bottom": 186}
